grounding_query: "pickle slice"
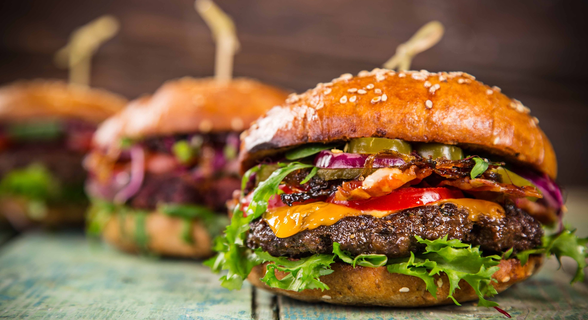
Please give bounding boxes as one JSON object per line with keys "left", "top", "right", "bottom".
{"left": 317, "top": 168, "right": 377, "bottom": 181}
{"left": 346, "top": 138, "right": 412, "bottom": 154}
{"left": 415, "top": 143, "right": 463, "bottom": 160}
{"left": 492, "top": 167, "right": 534, "bottom": 187}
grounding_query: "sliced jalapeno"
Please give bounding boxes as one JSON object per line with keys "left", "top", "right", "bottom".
{"left": 346, "top": 138, "right": 412, "bottom": 154}
{"left": 415, "top": 143, "right": 463, "bottom": 160}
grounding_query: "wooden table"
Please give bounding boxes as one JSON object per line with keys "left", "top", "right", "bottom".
{"left": 1, "top": 190, "right": 587, "bottom": 319}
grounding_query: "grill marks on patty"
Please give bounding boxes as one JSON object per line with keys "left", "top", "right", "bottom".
{"left": 246, "top": 202, "right": 543, "bottom": 259}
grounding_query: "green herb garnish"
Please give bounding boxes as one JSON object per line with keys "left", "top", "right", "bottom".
{"left": 470, "top": 157, "right": 490, "bottom": 179}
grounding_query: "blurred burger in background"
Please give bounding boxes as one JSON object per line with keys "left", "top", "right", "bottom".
{"left": 0, "top": 80, "right": 126, "bottom": 229}
{"left": 84, "top": 77, "right": 288, "bottom": 257}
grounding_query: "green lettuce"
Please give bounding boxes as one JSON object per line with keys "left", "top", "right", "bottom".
{"left": 158, "top": 203, "right": 228, "bottom": 239}
{"left": 205, "top": 162, "right": 314, "bottom": 290}
{"left": 517, "top": 227, "right": 588, "bottom": 283}
{"left": 333, "top": 242, "right": 388, "bottom": 268}
{"left": 470, "top": 157, "right": 490, "bottom": 179}
{"left": 285, "top": 143, "right": 340, "bottom": 160}
{"left": 0, "top": 164, "right": 59, "bottom": 201}
{"left": 256, "top": 249, "right": 335, "bottom": 291}
{"left": 388, "top": 236, "right": 501, "bottom": 307}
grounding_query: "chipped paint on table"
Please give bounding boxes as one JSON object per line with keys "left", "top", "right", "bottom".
{"left": 0, "top": 231, "right": 251, "bottom": 319}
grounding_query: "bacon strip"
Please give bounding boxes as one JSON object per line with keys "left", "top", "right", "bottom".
{"left": 438, "top": 177, "right": 542, "bottom": 198}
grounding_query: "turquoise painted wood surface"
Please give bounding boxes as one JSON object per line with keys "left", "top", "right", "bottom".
{"left": 0, "top": 232, "right": 251, "bottom": 319}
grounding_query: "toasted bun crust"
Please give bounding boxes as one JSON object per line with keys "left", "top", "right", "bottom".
{"left": 0, "top": 80, "right": 127, "bottom": 124}
{"left": 101, "top": 211, "right": 214, "bottom": 258}
{"left": 94, "top": 77, "right": 289, "bottom": 151}
{"left": 240, "top": 70, "right": 557, "bottom": 179}
{"left": 0, "top": 196, "right": 85, "bottom": 229}
{"left": 248, "top": 255, "right": 543, "bottom": 307}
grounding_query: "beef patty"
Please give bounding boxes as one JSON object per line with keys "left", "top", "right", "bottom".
{"left": 246, "top": 201, "right": 543, "bottom": 258}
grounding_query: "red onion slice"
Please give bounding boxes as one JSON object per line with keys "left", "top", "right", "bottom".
{"left": 114, "top": 146, "right": 145, "bottom": 204}
{"left": 313, "top": 150, "right": 405, "bottom": 169}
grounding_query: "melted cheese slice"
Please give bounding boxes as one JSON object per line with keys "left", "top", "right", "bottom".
{"left": 263, "top": 199, "right": 505, "bottom": 239}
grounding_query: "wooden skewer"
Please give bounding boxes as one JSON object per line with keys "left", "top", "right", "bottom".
{"left": 383, "top": 21, "right": 444, "bottom": 71}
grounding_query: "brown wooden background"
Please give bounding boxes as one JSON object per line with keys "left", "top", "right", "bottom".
{"left": 1, "top": 0, "right": 587, "bottom": 187}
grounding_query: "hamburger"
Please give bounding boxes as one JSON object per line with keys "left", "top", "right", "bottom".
{"left": 85, "top": 77, "right": 288, "bottom": 258}
{"left": 208, "top": 69, "right": 587, "bottom": 308}
{"left": 0, "top": 80, "right": 126, "bottom": 229}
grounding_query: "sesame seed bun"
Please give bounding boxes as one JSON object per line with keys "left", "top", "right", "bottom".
{"left": 101, "top": 210, "right": 214, "bottom": 258}
{"left": 0, "top": 80, "right": 127, "bottom": 123}
{"left": 248, "top": 255, "right": 543, "bottom": 307}
{"left": 94, "top": 77, "right": 289, "bottom": 152}
{"left": 239, "top": 70, "right": 557, "bottom": 179}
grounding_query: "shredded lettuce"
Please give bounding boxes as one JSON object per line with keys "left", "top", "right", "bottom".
{"left": 517, "top": 227, "right": 588, "bottom": 283}
{"left": 205, "top": 162, "right": 314, "bottom": 290}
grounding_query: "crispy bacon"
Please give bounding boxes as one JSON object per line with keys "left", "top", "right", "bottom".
{"left": 334, "top": 165, "right": 433, "bottom": 201}
{"left": 438, "top": 177, "right": 542, "bottom": 198}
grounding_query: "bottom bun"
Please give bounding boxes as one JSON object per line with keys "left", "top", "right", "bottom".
{"left": 102, "top": 211, "right": 213, "bottom": 258}
{"left": 248, "top": 256, "right": 543, "bottom": 307}
{"left": 0, "top": 196, "right": 85, "bottom": 230}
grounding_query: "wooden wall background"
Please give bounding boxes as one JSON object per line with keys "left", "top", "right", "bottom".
{"left": 0, "top": 0, "right": 587, "bottom": 186}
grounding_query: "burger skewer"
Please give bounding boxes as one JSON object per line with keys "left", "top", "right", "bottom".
{"left": 207, "top": 23, "right": 586, "bottom": 310}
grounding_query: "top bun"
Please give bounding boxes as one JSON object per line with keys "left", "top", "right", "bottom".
{"left": 94, "top": 77, "right": 289, "bottom": 151}
{"left": 240, "top": 69, "right": 557, "bottom": 179}
{"left": 0, "top": 80, "right": 127, "bottom": 124}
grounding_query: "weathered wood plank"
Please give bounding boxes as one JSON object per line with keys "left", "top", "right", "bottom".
{"left": 253, "top": 287, "right": 278, "bottom": 320}
{"left": 275, "top": 258, "right": 588, "bottom": 319}
{"left": 0, "top": 231, "right": 251, "bottom": 319}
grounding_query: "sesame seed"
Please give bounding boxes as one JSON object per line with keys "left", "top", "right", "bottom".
{"left": 322, "top": 295, "right": 332, "bottom": 300}
{"left": 324, "top": 88, "right": 332, "bottom": 95}
{"left": 398, "top": 73, "right": 406, "bottom": 78}
{"left": 438, "top": 75, "right": 447, "bottom": 82}
{"left": 374, "top": 88, "right": 382, "bottom": 95}
{"left": 316, "top": 101, "right": 324, "bottom": 110}
{"left": 358, "top": 70, "right": 370, "bottom": 77}
{"left": 502, "top": 276, "right": 511, "bottom": 283}
{"left": 425, "top": 100, "right": 433, "bottom": 109}
{"left": 381, "top": 94, "right": 388, "bottom": 101}
{"left": 424, "top": 81, "right": 432, "bottom": 88}
{"left": 349, "top": 96, "right": 357, "bottom": 103}
{"left": 399, "top": 287, "right": 410, "bottom": 293}
{"left": 458, "top": 78, "right": 465, "bottom": 84}
{"left": 357, "top": 89, "right": 367, "bottom": 94}
{"left": 493, "top": 136, "right": 500, "bottom": 145}
{"left": 437, "top": 279, "right": 443, "bottom": 287}
{"left": 340, "top": 95, "right": 348, "bottom": 103}
{"left": 339, "top": 73, "right": 353, "bottom": 80}
{"left": 231, "top": 118, "right": 244, "bottom": 131}
{"left": 371, "top": 96, "right": 381, "bottom": 104}
{"left": 533, "top": 117, "right": 539, "bottom": 124}
{"left": 286, "top": 94, "right": 299, "bottom": 103}
{"left": 199, "top": 119, "right": 213, "bottom": 133}
{"left": 366, "top": 84, "right": 375, "bottom": 90}
{"left": 509, "top": 102, "right": 517, "bottom": 109}
{"left": 376, "top": 74, "right": 386, "bottom": 82}
{"left": 347, "top": 88, "right": 358, "bottom": 93}
{"left": 324, "top": 82, "right": 333, "bottom": 87}
{"left": 486, "top": 89, "right": 493, "bottom": 95}
{"left": 429, "top": 84, "right": 440, "bottom": 94}
{"left": 492, "top": 86, "right": 501, "bottom": 92}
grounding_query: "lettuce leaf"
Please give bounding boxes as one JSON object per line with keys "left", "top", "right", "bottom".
{"left": 333, "top": 242, "right": 388, "bottom": 267}
{"left": 517, "top": 227, "right": 588, "bottom": 283}
{"left": 158, "top": 203, "right": 228, "bottom": 239}
{"left": 256, "top": 249, "right": 335, "bottom": 291}
{"left": 205, "top": 162, "right": 314, "bottom": 290}
{"left": 0, "top": 164, "right": 59, "bottom": 201}
{"left": 285, "top": 143, "right": 339, "bottom": 160}
{"left": 470, "top": 157, "right": 490, "bottom": 179}
{"left": 387, "top": 236, "right": 501, "bottom": 307}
